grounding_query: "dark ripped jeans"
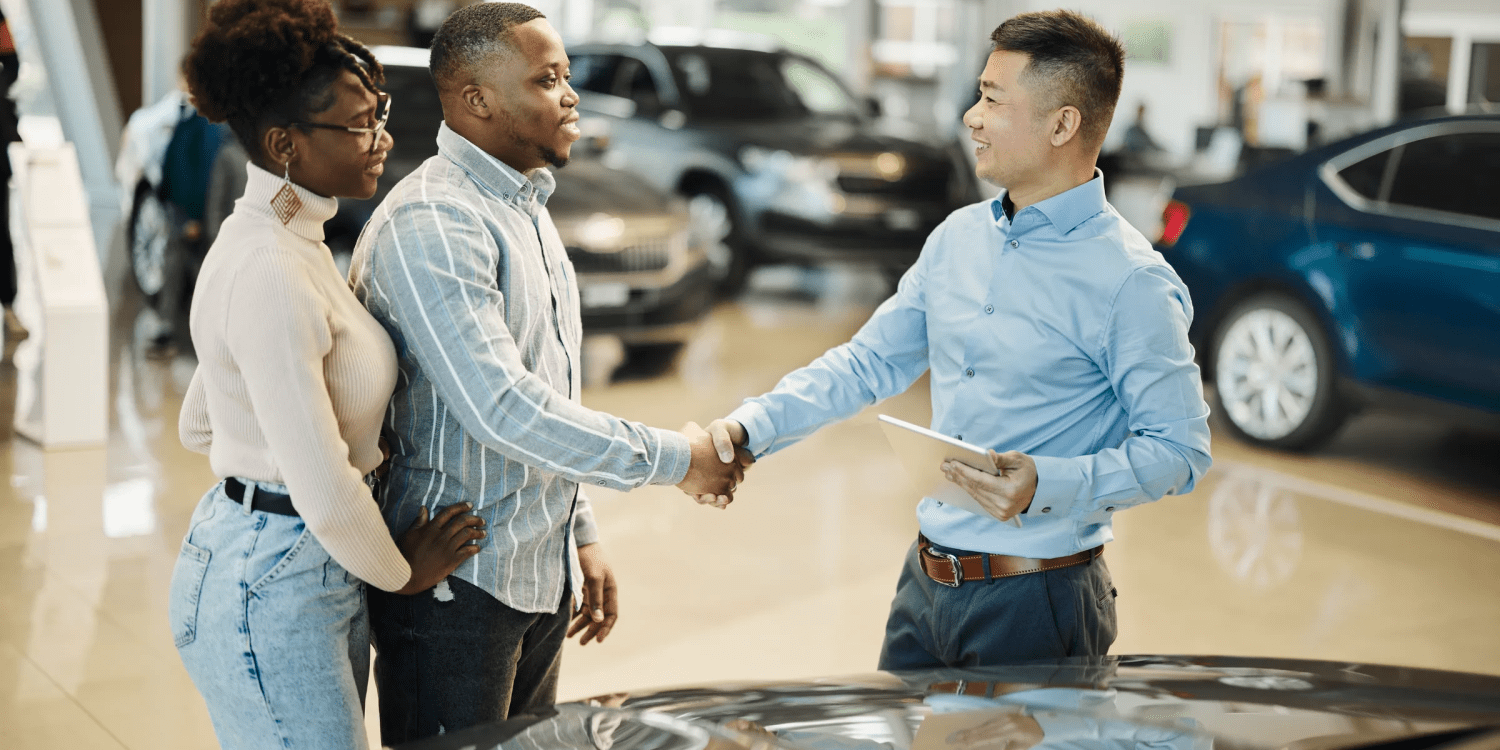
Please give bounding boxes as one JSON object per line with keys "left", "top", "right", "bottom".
{"left": 369, "top": 576, "right": 572, "bottom": 745}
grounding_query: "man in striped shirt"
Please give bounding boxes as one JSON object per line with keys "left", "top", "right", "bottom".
{"left": 348, "top": 4, "right": 748, "bottom": 743}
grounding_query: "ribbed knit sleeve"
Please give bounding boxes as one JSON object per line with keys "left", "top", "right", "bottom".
{"left": 223, "top": 247, "right": 411, "bottom": 592}
{"left": 180, "top": 369, "right": 212, "bottom": 455}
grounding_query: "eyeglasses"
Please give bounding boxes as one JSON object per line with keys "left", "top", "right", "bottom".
{"left": 290, "top": 92, "right": 391, "bottom": 154}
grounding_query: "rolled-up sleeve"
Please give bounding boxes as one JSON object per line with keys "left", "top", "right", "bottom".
{"left": 369, "top": 201, "right": 691, "bottom": 490}
{"left": 1028, "top": 265, "right": 1212, "bottom": 519}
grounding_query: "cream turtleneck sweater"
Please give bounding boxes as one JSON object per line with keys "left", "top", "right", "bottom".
{"left": 179, "top": 163, "right": 410, "bottom": 592}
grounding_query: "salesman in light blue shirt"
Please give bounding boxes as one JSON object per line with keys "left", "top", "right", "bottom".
{"left": 701, "top": 10, "right": 1211, "bottom": 668}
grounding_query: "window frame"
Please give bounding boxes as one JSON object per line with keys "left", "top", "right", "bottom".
{"left": 1319, "top": 119, "right": 1500, "bottom": 232}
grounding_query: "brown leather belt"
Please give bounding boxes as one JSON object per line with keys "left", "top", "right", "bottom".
{"left": 918, "top": 535, "right": 1101, "bottom": 587}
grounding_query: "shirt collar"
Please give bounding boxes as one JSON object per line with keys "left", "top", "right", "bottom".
{"left": 990, "top": 168, "right": 1106, "bottom": 235}
{"left": 238, "top": 161, "right": 339, "bottom": 242}
{"left": 436, "top": 122, "right": 556, "bottom": 209}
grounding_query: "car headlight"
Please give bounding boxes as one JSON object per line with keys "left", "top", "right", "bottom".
{"left": 739, "top": 146, "right": 845, "bottom": 218}
{"left": 575, "top": 212, "right": 626, "bottom": 252}
{"left": 739, "top": 145, "right": 839, "bottom": 184}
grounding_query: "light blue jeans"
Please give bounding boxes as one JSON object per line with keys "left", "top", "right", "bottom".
{"left": 169, "top": 479, "right": 370, "bottom": 750}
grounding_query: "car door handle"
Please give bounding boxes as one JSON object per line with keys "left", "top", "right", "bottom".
{"left": 1336, "top": 241, "right": 1377, "bottom": 260}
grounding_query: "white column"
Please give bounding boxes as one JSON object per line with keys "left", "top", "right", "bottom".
{"left": 142, "top": 0, "right": 190, "bottom": 107}
{"left": 1370, "top": 0, "right": 1402, "bottom": 124}
{"left": 16, "top": 0, "right": 122, "bottom": 255}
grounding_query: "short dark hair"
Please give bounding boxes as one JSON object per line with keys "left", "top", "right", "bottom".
{"left": 990, "top": 10, "right": 1124, "bottom": 148}
{"left": 182, "top": 0, "right": 384, "bottom": 164}
{"left": 429, "top": 2, "right": 547, "bottom": 92}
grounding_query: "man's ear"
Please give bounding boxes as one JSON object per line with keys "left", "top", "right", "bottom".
{"left": 1050, "top": 105, "right": 1083, "bottom": 148}
{"left": 459, "top": 83, "right": 493, "bottom": 120}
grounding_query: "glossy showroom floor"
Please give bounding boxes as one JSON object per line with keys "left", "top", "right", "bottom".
{"left": 2, "top": 260, "right": 1498, "bottom": 750}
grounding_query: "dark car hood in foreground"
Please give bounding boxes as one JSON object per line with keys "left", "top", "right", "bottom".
{"left": 396, "top": 656, "right": 1500, "bottom": 750}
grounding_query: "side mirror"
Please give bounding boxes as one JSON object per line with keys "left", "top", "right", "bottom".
{"left": 866, "top": 96, "right": 882, "bottom": 119}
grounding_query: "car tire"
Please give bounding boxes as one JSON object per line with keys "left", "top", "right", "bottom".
{"left": 1209, "top": 292, "right": 1348, "bottom": 451}
{"left": 686, "top": 187, "right": 751, "bottom": 296}
{"left": 128, "top": 179, "right": 172, "bottom": 304}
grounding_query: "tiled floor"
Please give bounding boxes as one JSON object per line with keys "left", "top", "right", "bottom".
{"left": 1, "top": 265, "right": 1497, "bottom": 749}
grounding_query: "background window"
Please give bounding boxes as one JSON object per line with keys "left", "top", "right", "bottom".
{"left": 1386, "top": 132, "right": 1500, "bottom": 221}
{"left": 1336, "top": 149, "right": 1391, "bottom": 201}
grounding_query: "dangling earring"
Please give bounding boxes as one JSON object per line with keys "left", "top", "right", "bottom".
{"left": 271, "top": 157, "right": 303, "bottom": 225}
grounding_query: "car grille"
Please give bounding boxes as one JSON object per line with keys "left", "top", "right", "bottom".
{"left": 566, "top": 236, "right": 673, "bottom": 274}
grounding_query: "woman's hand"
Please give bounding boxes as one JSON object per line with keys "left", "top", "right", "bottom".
{"left": 395, "top": 503, "right": 486, "bottom": 595}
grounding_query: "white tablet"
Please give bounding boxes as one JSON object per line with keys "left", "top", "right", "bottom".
{"left": 877, "top": 414, "right": 1023, "bottom": 528}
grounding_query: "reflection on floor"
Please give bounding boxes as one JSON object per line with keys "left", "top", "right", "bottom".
{"left": 1, "top": 263, "right": 1497, "bottom": 750}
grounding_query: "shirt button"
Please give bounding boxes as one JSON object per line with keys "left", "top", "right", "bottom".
{"left": 1105, "top": 506, "right": 1116, "bottom": 512}
{"left": 1010, "top": 240, "right": 1019, "bottom": 248}
{"left": 596, "top": 480, "right": 606, "bottom": 486}
{"left": 1041, "top": 507, "right": 1052, "bottom": 513}
{"left": 965, "top": 368, "right": 975, "bottom": 378}
{"left": 984, "top": 305, "right": 994, "bottom": 314}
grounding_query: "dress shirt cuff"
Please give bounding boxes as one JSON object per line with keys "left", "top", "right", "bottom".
{"left": 1027, "top": 455, "right": 1083, "bottom": 518}
{"left": 573, "top": 492, "right": 600, "bottom": 547}
{"left": 651, "top": 427, "right": 693, "bottom": 486}
{"left": 726, "top": 402, "right": 774, "bottom": 456}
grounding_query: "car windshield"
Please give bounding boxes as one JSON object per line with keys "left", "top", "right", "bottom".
{"left": 664, "top": 48, "right": 862, "bottom": 122}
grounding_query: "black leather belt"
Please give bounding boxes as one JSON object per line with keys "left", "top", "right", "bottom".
{"left": 225, "top": 478, "right": 298, "bottom": 516}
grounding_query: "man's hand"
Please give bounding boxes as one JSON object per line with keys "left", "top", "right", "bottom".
{"left": 676, "top": 421, "right": 751, "bottom": 507}
{"left": 943, "top": 450, "right": 1038, "bottom": 522}
{"left": 568, "top": 542, "right": 618, "bottom": 645}
{"left": 687, "top": 418, "right": 753, "bottom": 508}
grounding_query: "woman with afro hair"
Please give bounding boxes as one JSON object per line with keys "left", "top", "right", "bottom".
{"left": 169, "top": 0, "right": 485, "bottom": 746}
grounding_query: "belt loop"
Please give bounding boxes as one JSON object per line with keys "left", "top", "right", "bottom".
{"left": 240, "top": 480, "right": 255, "bottom": 515}
{"left": 981, "top": 553, "right": 993, "bottom": 584}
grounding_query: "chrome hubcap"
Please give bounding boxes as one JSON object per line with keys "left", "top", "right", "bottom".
{"left": 132, "top": 194, "right": 169, "bottom": 297}
{"left": 687, "top": 193, "right": 733, "bottom": 280}
{"left": 1216, "top": 308, "right": 1319, "bottom": 440}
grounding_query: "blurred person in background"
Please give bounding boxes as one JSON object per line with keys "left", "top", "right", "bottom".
{"left": 699, "top": 10, "right": 1211, "bottom": 669}
{"left": 348, "top": 3, "right": 751, "bottom": 744}
{"left": 170, "top": 1, "right": 485, "bottom": 747}
{"left": 0, "top": 9, "right": 22, "bottom": 343}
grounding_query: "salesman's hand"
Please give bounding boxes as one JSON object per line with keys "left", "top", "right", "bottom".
{"left": 568, "top": 542, "right": 618, "bottom": 645}
{"left": 686, "top": 418, "right": 754, "bottom": 508}
{"left": 676, "top": 421, "right": 752, "bottom": 507}
{"left": 943, "top": 450, "right": 1038, "bottom": 523}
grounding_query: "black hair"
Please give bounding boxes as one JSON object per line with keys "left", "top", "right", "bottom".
{"left": 990, "top": 10, "right": 1124, "bottom": 147}
{"left": 428, "top": 2, "right": 546, "bottom": 92}
{"left": 182, "top": 0, "right": 385, "bottom": 165}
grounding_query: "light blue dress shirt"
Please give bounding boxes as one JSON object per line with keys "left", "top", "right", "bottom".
{"left": 728, "top": 173, "right": 1211, "bottom": 558}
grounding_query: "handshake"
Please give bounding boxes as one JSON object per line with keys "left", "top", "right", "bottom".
{"left": 674, "top": 419, "right": 752, "bottom": 509}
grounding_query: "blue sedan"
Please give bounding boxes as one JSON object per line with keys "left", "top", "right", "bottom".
{"left": 1156, "top": 114, "right": 1500, "bottom": 450}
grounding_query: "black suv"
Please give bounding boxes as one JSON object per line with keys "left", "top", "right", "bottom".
{"left": 567, "top": 39, "right": 980, "bottom": 291}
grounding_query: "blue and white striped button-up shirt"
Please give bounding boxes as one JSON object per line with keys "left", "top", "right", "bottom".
{"left": 350, "top": 124, "right": 692, "bottom": 613}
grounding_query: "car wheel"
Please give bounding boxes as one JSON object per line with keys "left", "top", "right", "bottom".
{"left": 128, "top": 180, "right": 170, "bottom": 302}
{"left": 1209, "top": 293, "right": 1348, "bottom": 451}
{"left": 686, "top": 188, "right": 751, "bottom": 296}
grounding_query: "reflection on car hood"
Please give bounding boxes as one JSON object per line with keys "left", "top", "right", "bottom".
{"left": 396, "top": 656, "right": 1500, "bottom": 750}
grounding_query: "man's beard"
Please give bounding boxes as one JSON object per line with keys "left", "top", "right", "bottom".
{"left": 538, "top": 143, "right": 569, "bottom": 169}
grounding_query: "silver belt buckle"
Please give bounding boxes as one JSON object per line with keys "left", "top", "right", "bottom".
{"left": 939, "top": 552, "right": 964, "bottom": 588}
